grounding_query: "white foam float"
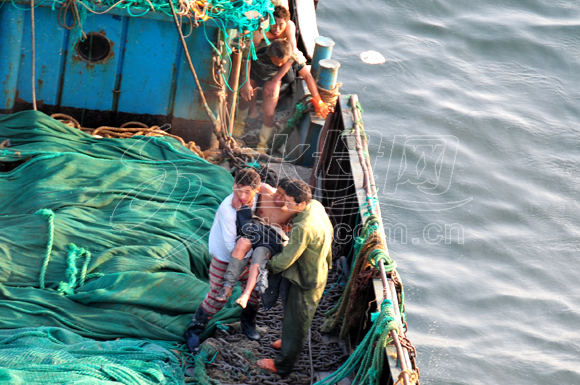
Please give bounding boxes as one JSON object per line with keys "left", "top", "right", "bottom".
{"left": 359, "top": 50, "right": 385, "bottom": 65}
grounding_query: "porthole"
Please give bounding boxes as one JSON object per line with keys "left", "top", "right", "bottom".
{"left": 75, "top": 33, "right": 112, "bottom": 63}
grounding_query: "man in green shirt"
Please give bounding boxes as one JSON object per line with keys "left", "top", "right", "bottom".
{"left": 257, "top": 178, "right": 333, "bottom": 375}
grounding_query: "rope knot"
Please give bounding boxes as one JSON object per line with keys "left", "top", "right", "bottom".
{"left": 35, "top": 208, "right": 55, "bottom": 220}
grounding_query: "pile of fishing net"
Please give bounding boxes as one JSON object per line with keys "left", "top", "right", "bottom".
{"left": 0, "top": 327, "right": 185, "bottom": 384}
{"left": 0, "top": 110, "right": 243, "bottom": 343}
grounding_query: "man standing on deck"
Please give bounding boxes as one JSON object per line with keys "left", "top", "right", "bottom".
{"left": 184, "top": 169, "right": 296, "bottom": 352}
{"left": 184, "top": 168, "right": 264, "bottom": 351}
{"left": 256, "top": 179, "right": 334, "bottom": 376}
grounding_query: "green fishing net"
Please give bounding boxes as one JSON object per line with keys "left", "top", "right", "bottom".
{"left": 0, "top": 327, "right": 185, "bottom": 384}
{"left": 0, "top": 110, "right": 242, "bottom": 343}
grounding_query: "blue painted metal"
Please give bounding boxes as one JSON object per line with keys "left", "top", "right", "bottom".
{"left": 56, "top": 23, "right": 72, "bottom": 108}
{"left": 0, "top": 1, "right": 221, "bottom": 127}
{"left": 310, "top": 36, "right": 335, "bottom": 81}
{"left": 111, "top": 16, "right": 129, "bottom": 114}
{"left": 297, "top": 118, "right": 322, "bottom": 167}
{"left": 172, "top": 25, "right": 221, "bottom": 120}
{"left": 117, "top": 17, "right": 181, "bottom": 116}
{"left": 317, "top": 58, "right": 340, "bottom": 90}
{"left": 0, "top": 6, "right": 24, "bottom": 110}
{"left": 17, "top": 6, "right": 68, "bottom": 107}
{"left": 60, "top": 14, "right": 123, "bottom": 113}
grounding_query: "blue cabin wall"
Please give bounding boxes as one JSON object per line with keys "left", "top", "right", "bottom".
{"left": 0, "top": 1, "right": 222, "bottom": 148}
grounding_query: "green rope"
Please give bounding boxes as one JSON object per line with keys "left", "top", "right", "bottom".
{"left": 314, "top": 299, "right": 398, "bottom": 385}
{"left": 36, "top": 208, "right": 55, "bottom": 290}
{"left": 58, "top": 243, "right": 92, "bottom": 295}
{"left": 79, "top": 246, "right": 92, "bottom": 286}
{"left": 367, "top": 249, "right": 396, "bottom": 272}
{"left": 192, "top": 342, "right": 221, "bottom": 385}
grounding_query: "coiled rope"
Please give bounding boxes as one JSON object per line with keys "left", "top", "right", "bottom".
{"left": 317, "top": 82, "right": 341, "bottom": 112}
{"left": 50, "top": 114, "right": 206, "bottom": 158}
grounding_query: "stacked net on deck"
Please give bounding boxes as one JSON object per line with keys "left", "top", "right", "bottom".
{"left": 0, "top": 110, "right": 243, "bottom": 343}
{"left": 0, "top": 327, "right": 185, "bottom": 384}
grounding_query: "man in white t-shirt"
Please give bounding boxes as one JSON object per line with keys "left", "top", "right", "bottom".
{"left": 185, "top": 168, "right": 269, "bottom": 352}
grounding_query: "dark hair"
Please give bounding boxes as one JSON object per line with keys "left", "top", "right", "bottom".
{"left": 258, "top": 166, "right": 278, "bottom": 188}
{"left": 268, "top": 39, "right": 292, "bottom": 61}
{"left": 273, "top": 6, "right": 290, "bottom": 21}
{"left": 234, "top": 168, "right": 261, "bottom": 190}
{"left": 278, "top": 177, "right": 291, "bottom": 190}
{"left": 280, "top": 178, "right": 312, "bottom": 205}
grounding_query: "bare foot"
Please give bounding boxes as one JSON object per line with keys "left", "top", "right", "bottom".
{"left": 216, "top": 286, "right": 232, "bottom": 301}
{"left": 236, "top": 293, "right": 250, "bottom": 308}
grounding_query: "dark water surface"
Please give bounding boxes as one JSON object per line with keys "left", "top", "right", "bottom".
{"left": 317, "top": 1, "right": 580, "bottom": 384}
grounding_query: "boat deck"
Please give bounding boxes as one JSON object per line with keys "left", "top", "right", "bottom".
{"left": 191, "top": 266, "right": 350, "bottom": 385}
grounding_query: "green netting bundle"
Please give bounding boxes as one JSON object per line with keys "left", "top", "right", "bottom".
{"left": 0, "top": 110, "right": 241, "bottom": 342}
{"left": 0, "top": 327, "right": 184, "bottom": 384}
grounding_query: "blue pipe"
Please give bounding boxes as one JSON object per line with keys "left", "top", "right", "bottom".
{"left": 317, "top": 59, "right": 340, "bottom": 90}
{"left": 311, "top": 36, "right": 335, "bottom": 81}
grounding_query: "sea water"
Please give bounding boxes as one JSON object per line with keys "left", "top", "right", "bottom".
{"left": 317, "top": 0, "right": 580, "bottom": 383}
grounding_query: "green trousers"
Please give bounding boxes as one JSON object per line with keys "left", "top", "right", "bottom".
{"left": 274, "top": 280, "right": 326, "bottom": 375}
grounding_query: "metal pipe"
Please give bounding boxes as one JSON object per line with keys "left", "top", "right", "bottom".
{"left": 311, "top": 36, "right": 335, "bottom": 81}
{"left": 227, "top": 47, "right": 242, "bottom": 136}
{"left": 317, "top": 59, "right": 340, "bottom": 90}
{"left": 350, "top": 95, "right": 372, "bottom": 198}
{"left": 391, "top": 329, "right": 411, "bottom": 385}
{"left": 378, "top": 260, "right": 389, "bottom": 308}
{"left": 389, "top": 279, "right": 413, "bottom": 371}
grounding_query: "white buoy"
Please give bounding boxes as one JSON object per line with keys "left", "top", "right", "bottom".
{"left": 360, "top": 50, "right": 385, "bottom": 65}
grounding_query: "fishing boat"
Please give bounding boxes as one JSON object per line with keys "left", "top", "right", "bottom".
{"left": 0, "top": 0, "right": 420, "bottom": 383}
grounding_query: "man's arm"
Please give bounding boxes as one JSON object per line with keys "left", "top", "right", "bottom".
{"left": 298, "top": 66, "right": 329, "bottom": 119}
{"left": 267, "top": 224, "right": 309, "bottom": 275}
{"left": 260, "top": 183, "right": 276, "bottom": 194}
{"left": 240, "top": 67, "right": 254, "bottom": 102}
{"left": 285, "top": 21, "right": 298, "bottom": 52}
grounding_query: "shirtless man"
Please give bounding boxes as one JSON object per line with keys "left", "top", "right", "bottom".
{"left": 234, "top": 6, "right": 299, "bottom": 138}
{"left": 251, "top": 6, "right": 299, "bottom": 100}
{"left": 218, "top": 178, "right": 296, "bottom": 309}
{"left": 240, "top": 39, "right": 328, "bottom": 153}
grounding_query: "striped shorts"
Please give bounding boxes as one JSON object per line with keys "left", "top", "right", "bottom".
{"left": 200, "top": 256, "right": 261, "bottom": 315}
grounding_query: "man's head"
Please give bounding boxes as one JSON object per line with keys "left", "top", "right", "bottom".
{"left": 270, "top": 6, "right": 290, "bottom": 38}
{"left": 233, "top": 168, "right": 261, "bottom": 206}
{"left": 275, "top": 178, "right": 312, "bottom": 212}
{"left": 268, "top": 39, "right": 293, "bottom": 67}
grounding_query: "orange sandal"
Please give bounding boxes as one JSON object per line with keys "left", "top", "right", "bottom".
{"left": 271, "top": 339, "right": 282, "bottom": 350}
{"left": 257, "top": 358, "right": 278, "bottom": 373}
